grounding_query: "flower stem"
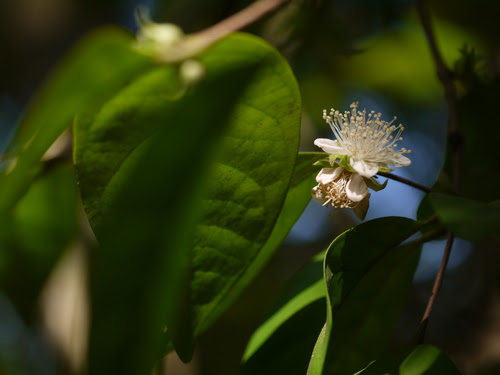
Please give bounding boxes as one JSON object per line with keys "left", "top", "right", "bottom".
{"left": 377, "top": 172, "right": 432, "bottom": 193}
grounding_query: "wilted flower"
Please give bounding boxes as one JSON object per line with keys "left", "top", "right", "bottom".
{"left": 315, "top": 102, "right": 411, "bottom": 178}
{"left": 312, "top": 167, "right": 368, "bottom": 208}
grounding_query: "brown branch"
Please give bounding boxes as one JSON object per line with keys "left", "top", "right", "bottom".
{"left": 377, "top": 172, "right": 432, "bottom": 193}
{"left": 194, "top": 0, "right": 287, "bottom": 45}
{"left": 416, "top": 0, "right": 462, "bottom": 190}
{"left": 417, "top": 232, "right": 455, "bottom": 342}
{"left": 160, "top": 0, "right": 289, "bottom": 62}
{"left": 416, "top": 0, "right": 463, "bottom": 342}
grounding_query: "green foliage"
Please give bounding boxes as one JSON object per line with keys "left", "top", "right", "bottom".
{"left": 0, "top": 165, "right": 78, "bottom": 320}
{"left": 73, "top": 32, "right": 302, "bottom": 368}
{"left": 0, "top": 27, "right": 154, "bottom": 214}
{"left": 187, "top": 34, "right": 302, "bottom": 340}
{"left": 308, "top": 217, "right": 424, "bottom": 375}
{"left": 429, "top": 193, "right": 500, "bottom": 242}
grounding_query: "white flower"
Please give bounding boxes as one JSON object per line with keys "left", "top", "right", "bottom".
{"left": 312, "top": 167, "right": 368, "bottom": 208}
{"left": 135, "top": 23, "right": 184, "bottom": 57}
{"left": 315, "top": 102, "right": 411, "bottom": 178}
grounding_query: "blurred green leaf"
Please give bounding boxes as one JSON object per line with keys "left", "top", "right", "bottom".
{"left": 243, "top": 253, "right": 325, "bottom": 374}
{"left": 308, "top": 217, "right": 423, "bottom": 375}
{"left": 74, "top": 32, "right": 301, "bottom": 372}
{"left": 0, "top": 165, "right": 78, "bottom": 320}
{"left": 0, "top": 27, "right": 153, "bottom": 214}
{"left": 356, "top": 345, "right": 461, "bottom": 375}
{"left": 429, "top": 193, "right": 500, "bottom": 242}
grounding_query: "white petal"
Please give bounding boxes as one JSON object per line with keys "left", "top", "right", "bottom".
{"left": 314, "top": 138, "right": 346, "bottom": 155}
{"left": 311, "top": 186, "right": 327, "bottom": 204}
{"left": 346, "top": 174, "right": 368, "bottom": 202}
{"left": 350, "top": 159, "right": 379, "bottom": 178}
{"left": 386, "top": 153, "right": 411, "bottom": 167}
{"left": 316, "top": 167, "right": 342, "bottom": 184}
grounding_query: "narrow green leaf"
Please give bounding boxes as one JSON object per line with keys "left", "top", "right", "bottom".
{"left": 308, "top": 217, "right": 423, "bottom": 375}
{"left": 0, "top": 27, "right": 154, "bottom": 214}
{"left": 356, "top": 345, "right": 461, "bottom": 375}
{"left": 429, "top": 193, "right": 500, "bottom": 242}
{"left": 242, "top": 250, "right": 325, "bottom": 374}
{"left": 243, "top": 252, "right": 324, "bottom": 362}
{"left": 243, "top": 298, "right": 326, "bottom": 375}
{"left": 245, "top": 280, "right": 324, "bottom": 361}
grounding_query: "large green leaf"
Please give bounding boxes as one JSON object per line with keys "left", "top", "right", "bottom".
{"left": 0, "top": 27, "right": 154, "bottom": 215}
{"left": 356, "top": 345, "right": 461, "bottom": 375}
{"left": 429, "top": 193, "right": 500, "bottom": 242}
{"left": 85, "top": 43, "right": 264, "bottom": 375}
{"left": 189, "top": 35, "right": 301, "bottom": 341}
{"left": 308, "top": 217, "right": 424, "bottom": 375}
{"left": 74, "top": 33, "right": 302, "bottom": 371}
{"left": 200, "top": 152, "right": 320, "bottom": 336}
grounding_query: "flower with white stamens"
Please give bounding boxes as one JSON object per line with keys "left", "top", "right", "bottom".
{"left": 315, "top": 102, "right": 411, "bottom": 178}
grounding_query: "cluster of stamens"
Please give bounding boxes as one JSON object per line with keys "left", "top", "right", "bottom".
{"left": 322, "top": 102, "right": 411, "bottom": 162}
{"left": 312, "top": 170, "right": 357, "bottom": 208}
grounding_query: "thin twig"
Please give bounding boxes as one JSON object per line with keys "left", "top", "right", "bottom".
{"left": 377, "top": 172, "right": 432, "bottom": 193}
{"left": 160, "top": 0, "right": 288, "bottom": 62}
{"left": 416, "top": 0, "right": 462, "bottom": 190}
{"left": 417, "top": 232, "right": 455, "bottom": 342}
{"left": 416, "top": 0, "right": 462, "bottom": 342}
{"left": 192, "top": 0, "right": 287, "bottom": 46}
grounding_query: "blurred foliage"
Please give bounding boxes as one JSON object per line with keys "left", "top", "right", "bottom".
{"left": 0, "top": 164, "right": 78, "bottom": 321}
